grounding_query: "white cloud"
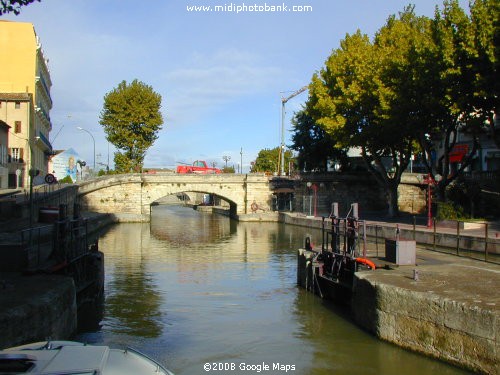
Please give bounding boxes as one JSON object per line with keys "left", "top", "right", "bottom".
{"left": 162, "top": 48, "right": 286, "bottom": 127}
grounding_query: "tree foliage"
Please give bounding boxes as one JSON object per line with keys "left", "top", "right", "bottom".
{"left": 290, "top": 109, "right": 346, "bottom": 171}
{"left": 252, "top": 147, "right": 294, "bottom": 174}
{"left": 0, "top": 0, "right": 40, "bottom": 15}
{"left": 306, "top": 0, "right": 498, "bottom": 216}
{"left": 308, "top": 8, "right": 431, "bottom": 216}
{"left": 413, "top": 0, "right": 499, "bottom": 200}
{"left": 100, "top": 79, "right": 163, "bottom": 173}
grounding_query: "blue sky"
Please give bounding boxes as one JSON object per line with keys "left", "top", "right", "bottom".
{"left": 4, "top": 0, "right": 468, "bottom": 172}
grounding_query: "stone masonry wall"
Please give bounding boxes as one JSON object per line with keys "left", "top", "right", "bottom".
{"left": 78, "top": 173, "right": 273, "bottom": 220}
{"left": 351, "top": 276, "right": 499, "bottom": 374}
{"left": 245, "top": 174, "right": 275, "bottom": 213}
{"left": 0, "top": 275, "right": 77, "bottom": 349}
{"left": 79, "top": 181, "right": 143, "bottom": 221}
{"left": 294, "top": 173, "right": 426, "bottom": 216}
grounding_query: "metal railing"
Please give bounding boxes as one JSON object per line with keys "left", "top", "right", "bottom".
{"left": 364, "top": 221, "right": 499, "bottom": 265}
{"left": 316, "top": 216, "right": 499, "bottom": 265}
{"left": 20, "top": 215, "right": 92, "bottom": 272}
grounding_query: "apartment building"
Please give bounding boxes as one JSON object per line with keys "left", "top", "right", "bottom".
{"left": 0, "top": 120, "right": 9, "bottom": 188}
{"left": 434, "top": 115, "right": 500, "bottom": 174}
{"left": 0, "top": 20, "right": 53, "bottom": 188}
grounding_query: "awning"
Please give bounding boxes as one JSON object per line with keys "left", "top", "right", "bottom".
{"left": 449, "top": 144, "right": 468, "bottom": 163}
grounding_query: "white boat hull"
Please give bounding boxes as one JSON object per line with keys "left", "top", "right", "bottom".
{"left": 0, "top": 341, "right": 174, "bottom": 374}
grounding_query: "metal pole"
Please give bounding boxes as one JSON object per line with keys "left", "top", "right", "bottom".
{"left": 412, "top": 216, "right": 416, "bottom": 240}
{"left": 77, "top": 127, "right": 96, "bottom": 171}
{"left": 313, "top": 185, "right": 317, "bottom": 217}
{"left": 322, "top": 217, "right": 325, "bottom": 251}
{"left": 433, "top": 218, "right": 436, "bottom": 251}
{"left": 280, "top": 101, "right": 285, "bottom": 176}
{"left": 485, "top": 223, "right": 489, "bottom": 261}
{"left": 427, "top": 174, "right": 432, "bottom": 228}
{"left": 362, "top": 220, "right": 367, "bottom": 258}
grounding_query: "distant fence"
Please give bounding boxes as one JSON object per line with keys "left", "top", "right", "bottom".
{"left": 359, "top": 219, "right": 500, "bottom": 265}
{"left": 282, "top": 214, "right": 500, "bottom": 265}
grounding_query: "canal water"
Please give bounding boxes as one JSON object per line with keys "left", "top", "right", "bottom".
{"left": 77, "top": 205, "right": 467, "bottom": 375}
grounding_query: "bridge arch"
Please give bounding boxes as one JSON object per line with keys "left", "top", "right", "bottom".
{"left": 77, "top": 173, "right": 272, "bottom": 221}
{"left": 148, "top": 189, "right": 238, "bottom": 217}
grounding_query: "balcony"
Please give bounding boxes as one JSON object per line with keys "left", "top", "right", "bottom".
{"left": 35, "top": 75, "right": 53, "bottom": 107}
{"left": 35, "top": 105, "right": 51, "bottom": 124}
{"left": 36, "top": 132, "right": 53, "bottom": 153}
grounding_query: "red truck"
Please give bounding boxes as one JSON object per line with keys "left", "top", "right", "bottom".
{"left": 176, "top": 160, "right": 221, "bottom": 174}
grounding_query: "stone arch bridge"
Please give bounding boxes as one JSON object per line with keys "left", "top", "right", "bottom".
{"left": 77, "top": 173, "right": 276, "bottom": 221}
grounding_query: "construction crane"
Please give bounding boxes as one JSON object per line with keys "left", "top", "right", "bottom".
{"left": 278, "top": 85, "right": 308, "bottom": 176}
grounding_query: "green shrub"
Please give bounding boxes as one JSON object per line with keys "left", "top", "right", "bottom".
{"left": 435, "top": 201, "right": 466, "bottom": 221}
{"left": 58, "top": 175, "right": 73, "bottom": 184}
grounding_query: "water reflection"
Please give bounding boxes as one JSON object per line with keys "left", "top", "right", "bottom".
{"left": 150, "top": 205, "right": 236, "bottom": 245}
{"left": 100, "top": 224, "right": 163, "bottom": 338}
{"left": 76, "top": 205, "right": 467, "bottom": 375}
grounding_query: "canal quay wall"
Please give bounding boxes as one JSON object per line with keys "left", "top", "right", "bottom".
{"left": 293, "top": 213, "right": 499, "bottom": 374}
{"left": 0, "top": 274, "right": 77, "bottom": 349}
{"left": 0, "top": 213, "right": 114, "bottom": 350}
{"left": 351, "top": 264, "right": 499, "bottom": 375}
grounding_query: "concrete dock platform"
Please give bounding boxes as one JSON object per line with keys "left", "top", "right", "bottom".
{"left": 352, "top": 247, "right": 499, "bottom": 374}
{"left": 290, "top": 210, "right": 500, "bottom": 374}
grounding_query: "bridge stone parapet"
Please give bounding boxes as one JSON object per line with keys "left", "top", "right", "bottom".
{"left": 77, "top": 173, "right": 273, "bottom": 222}
{"left": 76, "top": 172, "right": 430, "bottom": 222}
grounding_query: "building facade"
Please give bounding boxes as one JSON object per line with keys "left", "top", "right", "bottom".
{"left": 0, "top": 21, "right": 53, "bottom": 188}
{"left": 48, "top": 148, "right": 82, "bottom": 183}
{"left": 0, "top": 120, "right": 10, "bottom": 188}
{"left": 435, "top": 115, "right": 500, "bottom": 174}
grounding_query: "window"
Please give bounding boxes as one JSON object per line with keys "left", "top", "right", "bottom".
{"left": 11, "top": 148, "right": 19, "bottom": 161}
{"left": 15, "top": 121, "right": 22, "bottom": 133}
{"left": 0, "top": 145, "right": 5, "bottom": 165}
{"left": 10, "top": 148, "right": 23, "bottom": 162}
{"left": 15, "top": 102, "right": 21, "bottom": 109}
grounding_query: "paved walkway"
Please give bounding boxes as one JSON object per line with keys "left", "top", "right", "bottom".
{"left": 364, "top": 245, "right": 500, "bottom": 312}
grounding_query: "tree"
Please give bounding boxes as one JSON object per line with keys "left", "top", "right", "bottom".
{"left": 100, "top": 79, "right": 163, "bottom": 173}
{"left": 308, "top": 11, "right": 429, "bottom": 217}
{"left": 0, "top": 0, "right": 40, "bottom": 15}
{"left": 252, "top": 147, "right": 293, "bottom": 174}
{"left": 414, "top": 0, "right": 499, "bottom": 201}
{"left": 290, "top": 109, "right": 346, "bottom": 172}
{"left": 222, "top": 165, "right": 235, "bottom": 173}
{"left": 469, "top": 0, "right": 499, "bottom": 147}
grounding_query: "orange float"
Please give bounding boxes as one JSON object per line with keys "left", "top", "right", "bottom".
{"left": 355, "top": 257, "right": 376, "bottom": 270}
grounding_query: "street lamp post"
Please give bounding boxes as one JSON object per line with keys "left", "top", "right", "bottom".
{"left": 77, "top": 127, "right": 95, "bottom": 171}
{"left": 422, "top": 173, "right": 435, "bottom": 228}
{"left": 306, "top": 182, "right": 318, "bottom": 217}
{"left": 223, "top": 155, "right": 231, "bottom": 169}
